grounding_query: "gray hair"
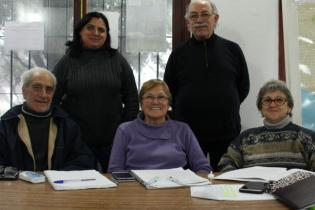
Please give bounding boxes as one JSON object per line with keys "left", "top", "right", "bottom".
{"left": 21, "top": 67, "right": 57, "bottom": 90}
{"left": 185, "top": 0, "right": 219, "bottom": 19}
{"left": 256, "top": 80, "right": 294, "bottom": 116}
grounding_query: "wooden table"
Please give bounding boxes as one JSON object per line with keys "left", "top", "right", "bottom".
{"left": 0, "top": 175, "right": 289, "bottom": 210}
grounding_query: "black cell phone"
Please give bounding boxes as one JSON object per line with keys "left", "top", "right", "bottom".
{"left": 111, "top": 172, "right": 135, "bottom": 182}
{"left": 239, "top": 181, "right": 266, "bottom": 194}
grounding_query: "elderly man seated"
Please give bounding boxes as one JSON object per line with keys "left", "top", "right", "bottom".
{"left": 0, "top": 67, "right": 94, "bottom": 171}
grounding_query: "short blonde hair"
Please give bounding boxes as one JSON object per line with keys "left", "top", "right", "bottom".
{"left": 139, "top": 79, "right": 172, "bottom": 105}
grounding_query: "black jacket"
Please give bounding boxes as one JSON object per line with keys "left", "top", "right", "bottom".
{"left": 0, "top": 105, "right": 94, "bottom": 171}
{"left": 164, "top": 34, "right": 250, "bottom": 143}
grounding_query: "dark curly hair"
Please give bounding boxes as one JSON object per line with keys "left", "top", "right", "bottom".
{"left": 66, "top": 12, "right": 116, "bottom": 57}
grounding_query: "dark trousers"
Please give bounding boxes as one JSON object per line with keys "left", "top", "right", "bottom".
{"left": 89, "top": 145, "right": 112, "bottom": 173}
{"left": 199, "top": 140, "right": 231, "bottom": 172}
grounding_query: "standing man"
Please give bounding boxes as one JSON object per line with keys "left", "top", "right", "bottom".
{"left": 164, "top": 0, "right": 250, "bottom": 171}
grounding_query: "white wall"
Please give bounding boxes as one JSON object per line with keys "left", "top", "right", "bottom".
{"left": 212, "top": 0, "right": 279, "bottom": 130}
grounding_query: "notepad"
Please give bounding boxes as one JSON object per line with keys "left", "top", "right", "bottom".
{"left": 130, "top": 167, "right": 210, "bottom": 189}
{"left": 44, "top": 170, "right": 117, "bottom": 190}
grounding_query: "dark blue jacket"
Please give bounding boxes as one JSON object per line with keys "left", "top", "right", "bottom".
{"left": 0, "top": 105, "right": 95, "bottom": 171}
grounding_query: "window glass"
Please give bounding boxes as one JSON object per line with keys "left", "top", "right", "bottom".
{"left": 87, "top": 0, "right": 172, "bottom": 90}
{"left": 0, "top": 0, "right": 73, "bottom": 116}
{"left": 298, "top": 2, "right": 315, "bottom": 131}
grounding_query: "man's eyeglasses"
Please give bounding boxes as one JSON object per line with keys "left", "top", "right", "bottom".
{"left": 84, "top": 24, "right": 106, "bottom": 34}
{"left": 261, "top": 97, "right": 287, "bottom": 106}
{"left": 143, "top": 95, "right": 168, "bottom": 103}
{"left": 188, "top": 12, "right": 213, "bottom": 21}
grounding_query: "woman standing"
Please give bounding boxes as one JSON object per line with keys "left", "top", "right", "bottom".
{"left": 53, "top": 12, "right": 139, "bottom": 172}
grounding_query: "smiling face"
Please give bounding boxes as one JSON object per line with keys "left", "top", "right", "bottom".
{"left": 261, "top": 90, "right": 292, "bottom": 124}
{"left": 22, "top": 72, "right": 55, "bottom": 113}
{"left": 141, "top": 85, "right": 170, "bottom": 125}
{"left": 186, "top": 0, "right": 219, "bottom": 41}
{"left": 80, "top": 17, "right": 107, "bottom": 49}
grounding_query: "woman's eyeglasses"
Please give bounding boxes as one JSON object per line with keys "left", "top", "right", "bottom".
{"left": 142, "top": 95, "right": 168, "bottom": 103}
{"left": 261, "top": 97, "right": 287, "bottom": 106}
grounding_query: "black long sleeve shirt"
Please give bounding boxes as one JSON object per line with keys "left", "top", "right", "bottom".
{"left": 164, "top": 34, "right": 250, "bottom": 143}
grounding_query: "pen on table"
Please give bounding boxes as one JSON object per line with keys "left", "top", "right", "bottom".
{"left": 53, "top": 178, "right": 96, "bottom": 184}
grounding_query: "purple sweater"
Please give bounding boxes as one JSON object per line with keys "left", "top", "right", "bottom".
{"left": 108, "top": 115, "right": 211, "bottom": 173}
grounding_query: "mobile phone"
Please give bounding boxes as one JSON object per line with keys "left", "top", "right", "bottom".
{"left": 239, "top": 181, "right": 266, "bottom": 194}
{"left": 111, "top": 172, "right": 135, "bottom": 182}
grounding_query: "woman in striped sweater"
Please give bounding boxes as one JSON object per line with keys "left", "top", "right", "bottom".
{"left": 218, "top": 80, "right": 315, "bottom": 172}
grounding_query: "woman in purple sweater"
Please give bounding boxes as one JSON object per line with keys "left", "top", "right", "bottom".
{"left": 108, "top": 79, "right": 211, "bottom": 173}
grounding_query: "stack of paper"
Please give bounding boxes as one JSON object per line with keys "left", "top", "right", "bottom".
{"left": 130, "top": 167, "right": 210, "bottom": 189}
{"left": 44, "top": 170, "right": 117, "bottom": 190}
{"left": 214, "top": 166, "right": 313, "bottom": 182}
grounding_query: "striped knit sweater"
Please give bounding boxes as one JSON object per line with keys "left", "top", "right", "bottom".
{"left": 52, "top": 49, "right": 139, "bottom": 147}
{"left": 218, "top": 122, "right": 315, "bottom": 172}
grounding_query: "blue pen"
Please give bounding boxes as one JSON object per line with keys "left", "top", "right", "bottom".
{"left": 54, "top": 178, "right": 96, "bottom": 184}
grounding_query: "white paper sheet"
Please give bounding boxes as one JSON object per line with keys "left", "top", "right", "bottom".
{"left": 4, "top": 21, "right": 44, "bottom": 51}
{"left": 191, "top": 184, "right": 275, "bottom": 201}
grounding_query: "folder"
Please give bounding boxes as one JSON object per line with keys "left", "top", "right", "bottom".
{"left": 272, "top": 175, "right": 315, "bottom": 210}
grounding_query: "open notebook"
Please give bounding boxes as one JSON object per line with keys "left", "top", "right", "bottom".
{"left": 130, "top": 167, "right": 210, "bottom": 189}
{"left": 214, "top": 166, "right": 314, "bottom": 182}
{"left": 44, "top": 170, "right": 117, "bottom": 190}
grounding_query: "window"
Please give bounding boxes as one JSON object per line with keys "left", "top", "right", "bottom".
{"left": 0, "top": 0, "right": 73, "bottom": 115}
{"left": 298, "top": 2, "right": 315, "bottom": 131}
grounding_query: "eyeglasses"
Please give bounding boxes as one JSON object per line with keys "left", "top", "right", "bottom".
{"left": 188, "top": 12, "right": 213, "bottom": 21}
{"left": 261, "top": 97, "right": 287, "bottom": 106}
{"left": 30, "top": 84, "right": 54, "bottom": 95}
{"left": 84, "top": 24, "right": 106, "bottom": 34}
{"left": 142, "top": 95, "right": 168, "bottom": 103}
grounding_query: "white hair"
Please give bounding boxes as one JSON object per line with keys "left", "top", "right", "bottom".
{"left": 185, "top": 0, "right": 219, "bottom": 19}
{"left": 21, "top": 67, "right": 57, "bottom": 90}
